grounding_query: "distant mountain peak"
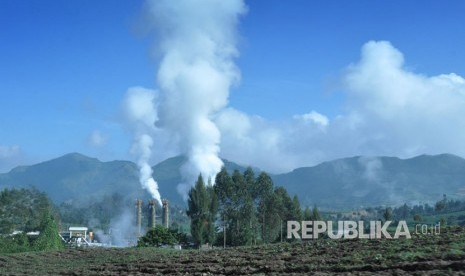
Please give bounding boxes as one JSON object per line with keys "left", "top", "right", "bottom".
{"left": 59, "top": 152, "right": 99, "bottom": 162}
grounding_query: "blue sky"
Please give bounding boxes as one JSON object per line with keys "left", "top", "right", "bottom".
{"left": 235, "top": 0, "right": 465, "bottom": 118}
{"left": 1, "top": 0, "right": 465, "bottom": 173}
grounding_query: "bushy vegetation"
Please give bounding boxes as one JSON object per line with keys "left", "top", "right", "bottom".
{"left": 137, "top": 225, "right": 185, "bottom": 247}
{"left": 0, "top": 188, "right": 54, "bottom": 234}
{"left": 0, "top": 233, "right": 31, "bottom": 254}
{"left": 0, "top": 188, "right": 63, "bottom": 253}
{"left": 31, "top": 213, "right": 64, "bottom": 251}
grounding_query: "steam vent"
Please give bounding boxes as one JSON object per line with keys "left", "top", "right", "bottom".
{"left": 162, "top": 199, "right": 169, "bottom": 228}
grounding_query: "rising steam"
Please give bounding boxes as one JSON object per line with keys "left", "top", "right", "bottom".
{"left": 123, "top": 87, "right": 162, "bottom": 205}
{"left": 143, "top": 0, "right": 247, "bottom": 198}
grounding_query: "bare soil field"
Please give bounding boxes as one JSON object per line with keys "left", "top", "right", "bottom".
{"left": 1, "top": 227, "right": 465, "bottom": 275}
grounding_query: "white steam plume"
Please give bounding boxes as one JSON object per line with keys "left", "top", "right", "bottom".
{"left": 122, "top": 87, "right": 162, "bottom": 206}
{"left": 144, "top": 0, "right": 247, "bottom": 198}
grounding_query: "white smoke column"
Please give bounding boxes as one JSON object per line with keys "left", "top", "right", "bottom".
{"left": 123, "top": 87, "right": 162, "bottom": 206}
{"left": 144, "top": 0, "right": 247, "bottom": 198}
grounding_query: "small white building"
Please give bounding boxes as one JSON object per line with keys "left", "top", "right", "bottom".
{"left": 69, "top": 227, "right": 88, "bottom": 239}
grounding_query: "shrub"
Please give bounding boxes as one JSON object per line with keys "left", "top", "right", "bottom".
{"left": 32, "top": 213, "right": 64, "bottom": 251}
{"left": 137, "top": 225, "right": 179, "bottom": 247}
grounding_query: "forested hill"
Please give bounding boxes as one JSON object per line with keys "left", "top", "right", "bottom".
{"left": 0, "top": 153, "right": 143, "bottom": 204}
{"left": 272, "top": 154, "right": 465, "bottom": 209}
{"left": 1, "top": 153, "right": 465, "bottom": 209}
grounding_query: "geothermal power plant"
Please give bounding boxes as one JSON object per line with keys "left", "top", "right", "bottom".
{"left": 59, "top": 198, "right": 171, "bottom": 248}
{"left": 136, "top": 199, "right": 170, "bottom": 237}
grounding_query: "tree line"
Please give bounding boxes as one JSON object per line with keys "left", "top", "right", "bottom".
{"left": 378, "top": 194, "right": 465, "bottom": 225}
{"left": 186, "top": 167, "right": 320, "bottom": 247}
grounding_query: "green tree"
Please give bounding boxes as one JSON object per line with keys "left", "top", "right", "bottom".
{"left": 214, "top": 167, "right": 234, "bottom": 246}
{"left": 243, "top": 167, "right": 259, "bottom": 244}
{"left": 32, "top": 212, "right": 64, "bottom": 251}
{"left": 206, "top": 185, "right": 218, "bottom": 244}
{"left": 254, "top": 172, "right": 274, "bottom": 243}
{"left": 228, "top": 170, "right": 253, "bottom": 246}
{"left": 274, "top": 187, "right": 295, "bottom": 241}
{"left": 254, "top": 172, "right": 274, "bottom": 201}
{"left": 312, "top": 205, "right": 322, "bottom": 221}
{"left": 399, "top": 203, "right": 410, "bottom": 219}
{"left": 291, "top": 195, "right": 302, "bottom": 221}
{"left": 259, "top": 192, "right": 281, "bottom": 243}
{"left": 214, "top": 167, "right": 234, "bottom": 213}
{"left": 243, "top": 167, "right": 256, "bottom": 195}
{"left": 383, "top": 207, "right": 393, "bottom": 221}
{"left": 186, "top": 174, "right": 218, "bottom": 247}
{"left": 137, "top": 225, "right": 178, "bottom": 247}
{"left": 303, "top": 207, "right": 313, "bottom": 220}
{"left": 435, "top": 200, "right": 446, "bottom": 212}
{"left": 240, "top": 194, "right": 256, "bottom": 245}
{"left": 0, "top": 188, "right": 55, "bottom": 234}
{"left": 187, "top": 174, "right": 208, "bottom": 246}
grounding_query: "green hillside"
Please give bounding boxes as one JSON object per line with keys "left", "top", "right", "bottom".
{"left": 273, "top": 154, "right": 465, "bottom": 209}
{"left": 0, "top": 153, "right": 144, "bottom": 203}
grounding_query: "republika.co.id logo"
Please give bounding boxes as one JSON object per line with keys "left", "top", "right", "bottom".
{"left": 287, "top": 220, "right": 429, "bottom": 239}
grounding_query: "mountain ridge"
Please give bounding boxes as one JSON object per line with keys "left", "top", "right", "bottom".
{"left": 1, "top": 152, "right": 465, "bottom": 209}
{"left": 273, "top": 153, "right": 465, "bottom": 208}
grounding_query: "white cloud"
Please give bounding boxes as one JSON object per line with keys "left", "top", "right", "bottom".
{"left": 345, "top": 41, "right": 465, "bottom": 119}
{"left": 88, "top": 130, "right": 107, "bottom": 147}
{"left": 213, "top": 41, "right": 465, "bottom": 173}
{"left": 343, "top": 41, "right": 465, "bottom": 157}
{"left": 293, "top": 111, "right": 329, "bottom": 127}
